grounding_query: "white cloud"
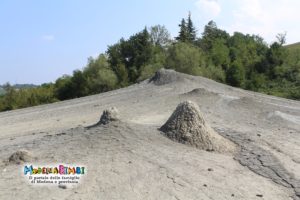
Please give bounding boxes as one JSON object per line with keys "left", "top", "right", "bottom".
{"left": 228, "top": 0, "right": 300, "bottom": 44}
{"left": 195, "top": 0, "right": 221, "bottom": 19}
{"left": 41, "top": 35, "right": 55, "bottom": 41}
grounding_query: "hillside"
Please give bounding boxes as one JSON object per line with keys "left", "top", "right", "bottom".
{"left": 0, "top": 69, "right": 299, "bottom": 200}
{"left": 1, "top": 19, "right": 300, "bottom": 113}
{"left": 285, "top": 42, "right": 300, "bottom": 51}
{"left": 13, "top": 84, "right": 38, "bottom": 89}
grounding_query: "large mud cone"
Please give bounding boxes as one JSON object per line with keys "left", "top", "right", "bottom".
{"left": 160, "top": 101, "right": 235, "bottom": 153}
{"left": 149, "top": 68, "right": 184, "bottom": 85}
{"left": 98, "top": 107, "right": 119, "bottom": 125}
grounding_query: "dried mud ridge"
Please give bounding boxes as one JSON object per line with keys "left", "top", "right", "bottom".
{"left": 216, "top": 128, "right": 300, "bottom": 199}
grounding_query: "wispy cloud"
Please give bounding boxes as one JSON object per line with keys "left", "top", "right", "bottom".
{"left": 195, "top": 0, "right": 221, "bottom": 19}
{"left": 228, "top": 0, "right": 300, "bottom": 43}
{"left": 41, "top": 34, "right": 55, "bottom": 41}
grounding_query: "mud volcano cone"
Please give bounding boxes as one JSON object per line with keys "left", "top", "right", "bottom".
{"left": 98, "top": 107, "right": 119, "bottom": 125}
{"left": 8, "top": 150, "right": 33, "bottom": 164}
{"left": 149, "top": 68, "right": 184, "bottom": 85}
{"left": 160, "top": 101, "right": 235, "bottom": 153}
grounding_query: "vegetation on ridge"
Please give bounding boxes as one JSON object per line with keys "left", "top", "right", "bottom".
{"left": 0, "top": 14, "right": 299, "bottom": 112}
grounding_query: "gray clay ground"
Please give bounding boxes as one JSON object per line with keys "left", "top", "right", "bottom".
{"left": 0, "top": 69, "right": 300, "bottom": 200}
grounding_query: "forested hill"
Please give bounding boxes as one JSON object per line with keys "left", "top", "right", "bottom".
{"left": 0, "top": 13, "right": 299, "bottom": 112}
{"left": 0, "top": 84, "right": 37, "bottom": 95}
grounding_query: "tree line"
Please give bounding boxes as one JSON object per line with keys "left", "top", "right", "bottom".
{"left": 1, "top": 13, "right": 299, "bottom": 111}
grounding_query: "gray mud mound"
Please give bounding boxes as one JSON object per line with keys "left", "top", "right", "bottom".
{"left": 8, "top": 150, "right": 33, "bottom": 164}
{"left": 149, "top": 68, "right": 185, "bottom": 85}
{"left": 98, "top": 107, "right": 119, "bottom": 125}
{"left": 160, "top": 101, "right": 236, "bottom": 153}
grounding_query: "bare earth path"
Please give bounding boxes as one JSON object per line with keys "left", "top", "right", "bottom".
{"left": 0, "top": 69, "right": 299, "bottom": 199}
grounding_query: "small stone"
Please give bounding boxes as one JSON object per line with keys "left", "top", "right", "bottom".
{"left": 256, "top": 194, "right": 263, "bottom": 197}
{"left": 203, "top": 184, "right": 207, "bottom": 187}
{"left": 207, "top": 168, "right": 213, "bottom": 171}
{"left": 58, "top": 184, "right": 67, "bottom": 189}
{"left": 231, "top": 194, "right": 234, "bottom": 197}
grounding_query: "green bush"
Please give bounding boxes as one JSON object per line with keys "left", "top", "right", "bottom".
{"left": 201, "top": 65, "right": 226, "bottom": 83}
{"left": 84, "top": 55, "right": 118, "bottom": 93}
{"left": 166, "top": 42, "right": 205, "bottom": 76}
{"left": 226, "top": 60, "right": 245, "bottom": 87}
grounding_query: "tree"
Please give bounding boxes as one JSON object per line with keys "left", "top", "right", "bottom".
{"left": 210, "top": 38, "right": 230, "bottom": 68}
{"left": 176, "top": 13, "right": 197, "bottom": 43}
{"left": 176, "top": 19, "right": 188, "bottom": 42}
{"left": 55, "top": 75, "right": 73, "bottom": 100}
{"left": 187, "top": 12, "right": 196, "bottom": 42}
{"left": 149, "top": 25, "right": 171, "bottom": 47}
{"left": 226, "top": 60, "right": 245, "bottom": 87}
{"left": 0, "top": 83, "right": 17, "bottom": 110}
{"left": 276, "top": 32, "right": 287, "bottom": 46}
{"left": 166, "top": 42, "right": 204, "bottom": 75}
{"left": 107, "top": 40, "right": 128, "bottom": 84}
{"left": 84, "top": 54, "right": 118, "bottom": 93}
{"left": 138, "top": 46, "right": 167, "bottom": 81}
{"left": 266, "top": 42, "right": 287, "bottom": 78}
{"left": 200, "top": 21, "right": 229, "bottom": 51}
{"left": 107, "top": 28, "right": 154, "bottom": 83}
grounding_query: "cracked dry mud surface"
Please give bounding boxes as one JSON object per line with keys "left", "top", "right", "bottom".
{"left": 0, "top": 69, "right": 299, "bottom": 199}
{"left": 217, "top": 128, "right": 300, "bottom": 199}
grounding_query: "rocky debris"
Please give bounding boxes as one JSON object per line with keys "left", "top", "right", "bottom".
{"left": 8, "top": 150, "right": 33, "bottom": 164}
{"left": 149, "top": 68, "right": 185, "bottom": 85}
{"left": 160, "top": 101, "right": 236, "bottom": 153}
{"left": 98, "top": 107, "right": 119, "bottom": 125}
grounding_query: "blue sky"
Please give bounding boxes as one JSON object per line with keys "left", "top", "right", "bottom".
{"left": 0, "top": 0, "right": 299, "bottom": 84}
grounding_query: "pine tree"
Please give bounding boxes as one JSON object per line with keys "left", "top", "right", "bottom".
{"left": 176, "top": 18, "right": 188, "bottom": 42}
{"left": 187, "top": 12, "right": 196, "bottom": 42}
{"left": 176, "top": 13, "right": 196, "bottom": 43}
